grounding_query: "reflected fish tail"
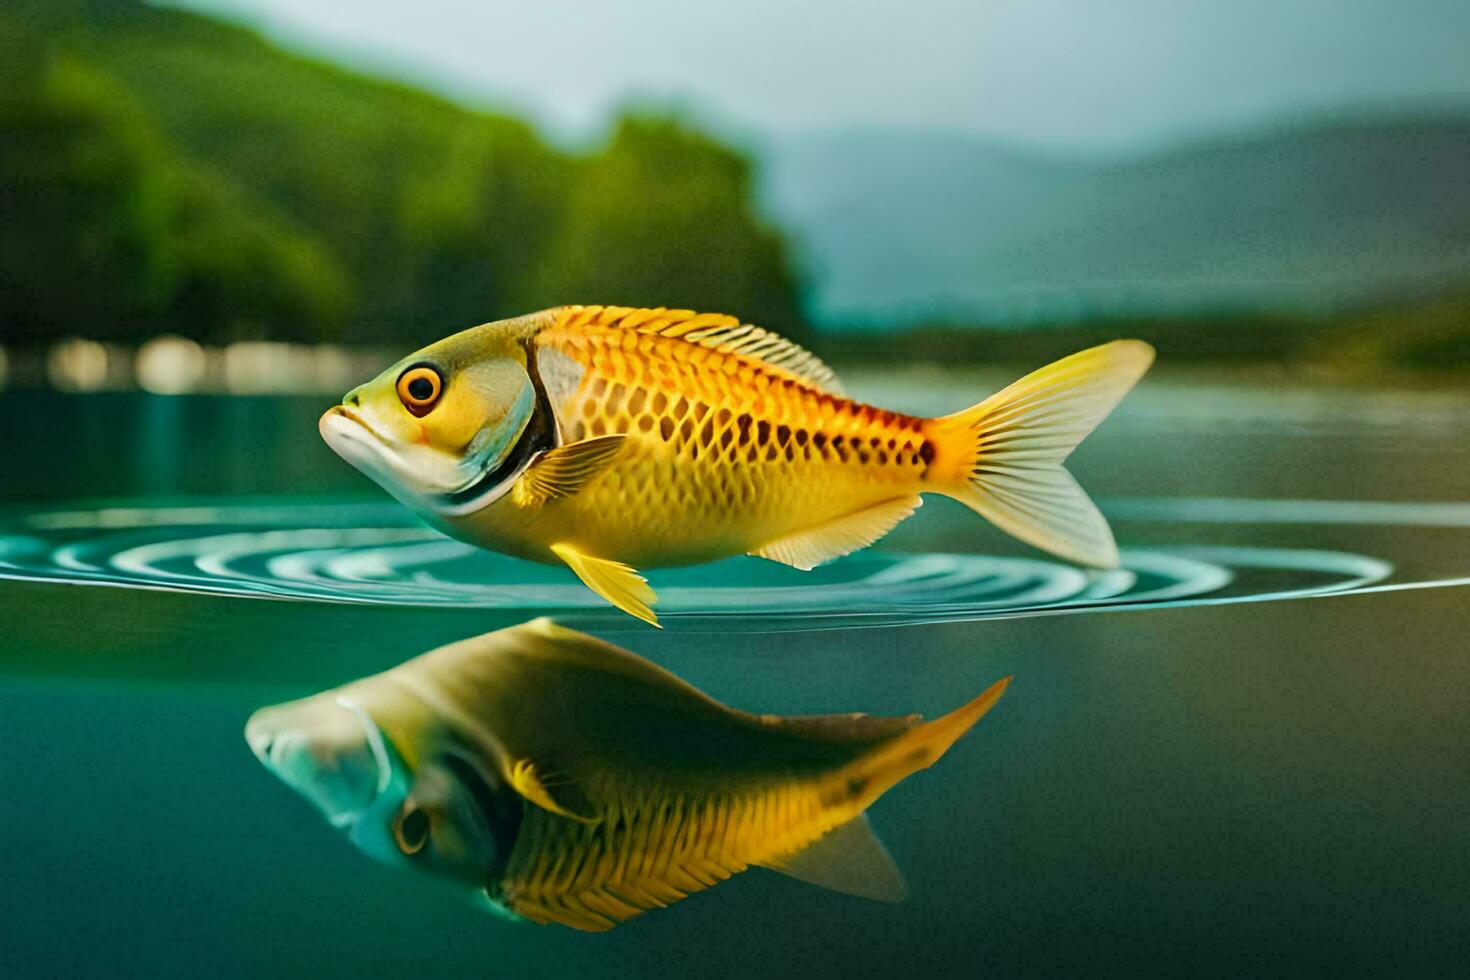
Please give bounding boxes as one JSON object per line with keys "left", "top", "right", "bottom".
{"left": 843, "top": 675, "right": 1012, "bottom": 808}
{"left": 926, "top": 340, "right": 1155, "bottom": 568}
{"left": 758, "top": 676, "right": 1013, "bottom": 904}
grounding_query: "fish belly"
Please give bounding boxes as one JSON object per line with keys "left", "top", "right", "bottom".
{"left": 549, "top": 449, "right": 918, "bottom": 565}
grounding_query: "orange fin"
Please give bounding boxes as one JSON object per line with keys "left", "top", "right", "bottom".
{"left": 556, "top": 305, "right": 843, "bottom": 394}
{"left": 549, "top": 542, "right": 660, "bottom": 627}
{"left": 930, "top": 340, "right": 1153, "bottom": 568}
{"left": 515, "top": 435, "right": 626, "bottom": 507}
{"left": 751, "top": 496, "right": 922, "bottom": 571}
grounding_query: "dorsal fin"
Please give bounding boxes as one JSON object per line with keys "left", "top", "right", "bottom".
{"left": 555, "top": 305, "right": 844, "bottom": 395}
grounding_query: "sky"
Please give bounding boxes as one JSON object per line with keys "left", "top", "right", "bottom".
{"left": 169, "top": 0, "right": 1470, "bottom": 152}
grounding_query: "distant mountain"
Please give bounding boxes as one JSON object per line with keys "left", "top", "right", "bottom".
{"left": 757, "top": 129, "right": 1087, "bottom": 323}
{"left": 759, "top": 112, "right": 1470, "bottom": 327}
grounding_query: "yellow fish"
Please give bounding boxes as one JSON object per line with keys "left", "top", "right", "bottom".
{"left": 321, "top": 306, "right": 1153, "bottom": 624}
{"left": 245, "top": 618, "right": 1011, "bottom": 931}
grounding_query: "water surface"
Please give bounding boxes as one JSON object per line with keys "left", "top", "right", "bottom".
{"left": 2, "top": 380, "right": 1469, "bottom": 976}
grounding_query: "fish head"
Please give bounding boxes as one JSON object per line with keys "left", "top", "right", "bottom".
{"left": 246, "top": 691, "right": 520, "bottom": 890}
{"left": 319, "top": 323, "right": 551, "bottom": 516}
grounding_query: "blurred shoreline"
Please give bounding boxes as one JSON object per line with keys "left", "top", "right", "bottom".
{"left": 4, "top": 333, "right": 1470, "bottom": 397}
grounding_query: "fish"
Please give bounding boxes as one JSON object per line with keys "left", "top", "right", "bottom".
{"left": 320, "top": 305, "right": 1154, "bottom": 624}
{"left": 245, "top": 618, "right": 1011, "bottom": 932}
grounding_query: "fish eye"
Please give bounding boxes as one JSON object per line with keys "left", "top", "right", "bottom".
{"left": 393, "top": 804, "right": 430, "bottom": 855}
{"left": 396, "top": 365, "right": 443, "bottom": 416}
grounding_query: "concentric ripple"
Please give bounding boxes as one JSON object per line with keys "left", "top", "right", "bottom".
{"left": 3, "top": 497, "right": 1464, "bottom": 631}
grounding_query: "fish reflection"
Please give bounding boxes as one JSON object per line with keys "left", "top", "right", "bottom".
{"left": 246, "top": 618, "right": 1010, "bottom": 931}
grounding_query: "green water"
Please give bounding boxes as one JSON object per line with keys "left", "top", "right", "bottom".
{"left": 2, "top": 377, "right": 1469, "bottom": 976}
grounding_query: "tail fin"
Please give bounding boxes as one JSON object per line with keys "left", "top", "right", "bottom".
{"left": 758, "top": 677, "right": 1011, "bottom": 903}
{"left": 845, "top": 676, "right": 1012, "bottom": 809}
{"left": 928, "top": 340, "right": 1154, "bottom": 568}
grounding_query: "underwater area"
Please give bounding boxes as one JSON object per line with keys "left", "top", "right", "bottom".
{"left": 2, "top": 373, "right": 1469, "bottom": 976}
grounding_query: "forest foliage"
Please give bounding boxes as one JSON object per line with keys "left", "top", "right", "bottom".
{"left": 0, "top": 1, "right": 807, "bottom": 347}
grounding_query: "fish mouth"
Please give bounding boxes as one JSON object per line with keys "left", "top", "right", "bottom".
{"left": 319, "top": 405, "right": 458, "bottom": 504}
{"left": 245, "top": 697, "right": 391, "bottom": 828}
{"left": 319, "top": 406, "right": 400, "bottom": 476}
{"left": 318, "top": 408, "right": 393, "bottom": 473}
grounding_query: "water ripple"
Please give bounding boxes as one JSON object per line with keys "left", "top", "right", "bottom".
{"left": 1, "top": 497, "right": 1458, "bottom": 630}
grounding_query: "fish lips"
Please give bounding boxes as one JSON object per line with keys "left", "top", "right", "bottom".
{"left": 245, "top": 697, "right": 392, "bottom": 829}
{"left": 318, "top": 406, "right": 453, "bottom": 508}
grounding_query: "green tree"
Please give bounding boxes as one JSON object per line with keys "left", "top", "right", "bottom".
{"left": 520, "top": 115, "right": 810, "bottom": 343}
{"left": 159, "top": 163, "right": 351, "bottom": 343}
{"left": 3, "top": 4, "right": 810, "bottom": 349}
{"left": 0, "top": 29, "right": 174, "bottom": 343}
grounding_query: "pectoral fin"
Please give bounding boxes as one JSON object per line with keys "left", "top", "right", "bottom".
{"left": 550, "top": 542, "right": 660, "bottom": 627}
{"left": 761, "top": 814, "right": 908, "bottom": 902}
{"left": 515, "top": 435, "right": 627, "bottom": 507}
{"left": 752, "top": 496, "right": 922, "bottom": 571}
{"left": 507, "top": 759, "right": 600, "bottom": 824}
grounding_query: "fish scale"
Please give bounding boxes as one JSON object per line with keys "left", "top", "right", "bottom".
{"left": 499, "top": 777, "right": 834, "bottom": 931}
{"left": 525, "top": 310, "right": 933, "bottom": 564}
